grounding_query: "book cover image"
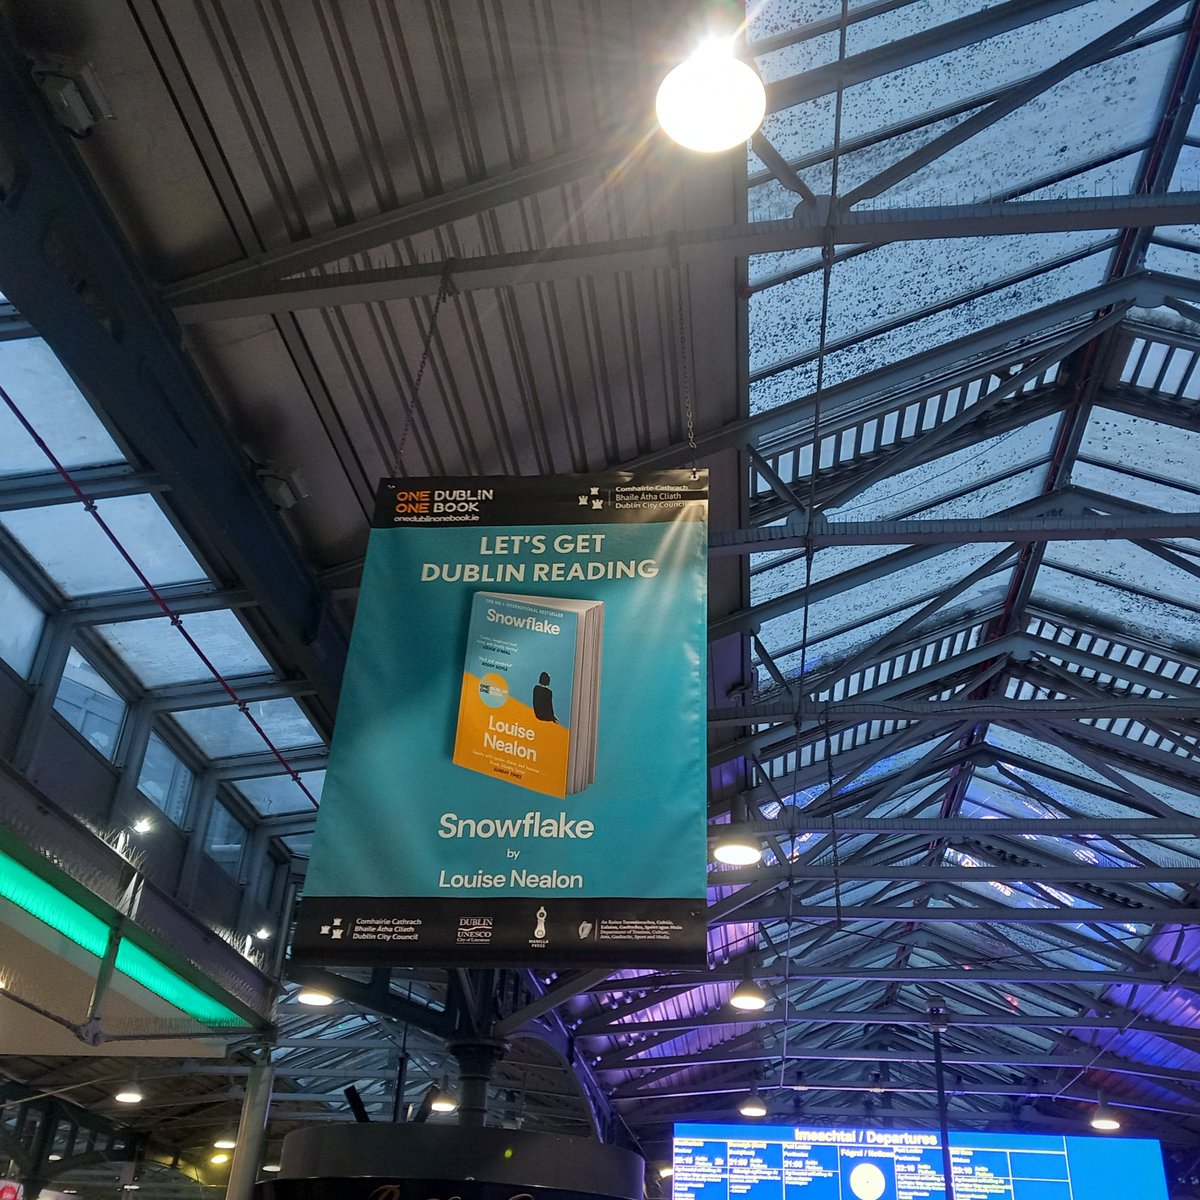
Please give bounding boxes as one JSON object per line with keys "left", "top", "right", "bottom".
{"left": 453, "top": 591, "right": 603, "bottom": 798}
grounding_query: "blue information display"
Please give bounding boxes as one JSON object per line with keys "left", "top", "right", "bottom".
{"left": 672, "top": 1123, "right": 1169, "bottom": 1200}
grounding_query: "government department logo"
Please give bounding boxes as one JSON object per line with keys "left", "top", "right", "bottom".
{"left": 456, "top": 917, "right": 493, "bottom": 944}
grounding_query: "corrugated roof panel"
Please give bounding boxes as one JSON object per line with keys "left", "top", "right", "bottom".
{"left": 1044, "top": 539, "right": 1200, "bottom": 610}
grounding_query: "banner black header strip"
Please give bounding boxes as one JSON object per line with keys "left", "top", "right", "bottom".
{"left": 373, "top": 470, "right": 709, "bottom": 529}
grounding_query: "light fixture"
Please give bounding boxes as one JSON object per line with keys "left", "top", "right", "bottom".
{"left": 48, "top": 1154, "right": 62, "bottom": 1162}
{"left": 656, "top": 38, "right": 766, "bottom": 153}
{"left": 131, "top": 818, "right": 153, "bottom": 835}
{"left": 122, "top": 1185, "right": 140, "bottom": 1192}
{"left": 113, "top": 1079, "right": 143, "bottom": 1105}
{"left": 713, "top": 797, "right": 762, "bottom": 866}
{"left": 738, "top": 1084, "right": 767, "bottom": 1118}
{"left": 213, "top": 1134, "right": 237, "bottom": 1150}
{"left": 262, "top": 1165, "right": 281, "bottom": 1174}
{"left": 729, "top": 964, "right": 769, "bottom": 1012}
{"left": 254, "top": 927, "right": 272, "bottom": 940}
{"left": 429, "top": 1078, "right": 458, "bottom": 1114}
{"left": 658, "top": 1165, "right": 675, "bottom": 1179}
{"left": 295, "top": 987, "right": 334, "bottom": 1007}
{"left": 1091, "top": 1094, "right": 1121, "bottom": 1132}
{"left": 210, "top": 1152, "right": 230, "bottom": 1165}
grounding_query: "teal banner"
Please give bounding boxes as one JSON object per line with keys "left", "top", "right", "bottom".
{"left": 293, "top": 472, "right": 708, "bottom": 967}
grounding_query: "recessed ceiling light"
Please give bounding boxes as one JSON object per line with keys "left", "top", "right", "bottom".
{"left": 262, "top": 1164, "right": 281, "bottom": 1173}
{"left": 210, "top": 1153, "right": 230, "bottom": 1165}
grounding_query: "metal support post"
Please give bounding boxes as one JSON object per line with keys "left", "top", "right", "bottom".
{"left": 929, "top": 998, "right": 956, "bottom": 1200}
{"left": 224, "top": 1053, "right": 273, "bottom": 1200}
{"left": 448, "top": 1038, "right": 508, "bottom": 1128}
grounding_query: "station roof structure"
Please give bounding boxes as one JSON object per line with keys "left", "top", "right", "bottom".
{"left": 1, "top": 0, "right": 1200, "bottom": 1193}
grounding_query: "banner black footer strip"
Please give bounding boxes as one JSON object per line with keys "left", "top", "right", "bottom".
{"left": 291, "top": 895, "right": 707, "bottom": 967}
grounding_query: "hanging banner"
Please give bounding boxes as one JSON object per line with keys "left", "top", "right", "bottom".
{"left": 293, "top": 471, "right": 709, "bottom": 967}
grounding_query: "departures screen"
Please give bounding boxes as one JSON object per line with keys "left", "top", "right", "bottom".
{"left": 671, "top": 1123, "right": 1169, "bottom": 1200}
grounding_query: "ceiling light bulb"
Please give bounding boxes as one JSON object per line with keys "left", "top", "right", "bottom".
{"left": 210, "top": 1153, "right": 230, "bottom": 1165}
{"left": 296, "top": 987, "right": 334, "bottom": 1007}
{"left": 712, "top": 828, "right": 762, "bottom": 866}
{"left": 738, "top": 1085, "right": 767, "bottom": 1118}
{"left": 114, "top": 1082, "right": 143, "bottom": 1105}
{"left": 659, "top": 1166, "right": 675, "bottom": 1179}
{"left": 656, "top": 39, "right": 766, "bottom": 153}
{"left": 131, "top": 818, "right": 153, "bottom": 834}
{"left": 254, "top": 927, "right": 272, "bottom": 940}
{"left": 48, "top": 1154, "right": 62, "bottom": 1162}
{"left": 1091, "top": 1099, "right": 1121, "bottom": 1131}
{"left": 730, "top": 977, "right": 769, "bottom": 1011}
{"left": 430, "top": 1086, "right": 458, "bottom": 1114}
{"left": 214, "top": 1136, "right": 237, "bottom": 1149}
{"left": 262, "top": 1165, "right": 281, "bottom": 1174}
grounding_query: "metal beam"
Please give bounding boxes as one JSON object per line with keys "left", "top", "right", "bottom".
{"left": 717, "top": 900, "right": 1192, "bottom": 923}
{"left": 714, "top": 509, "right": 1200, "bottom": 551}
{"left": 714, "top": 814, "right": 1200, "bottom": 837}
{"left": 169, "top": 195, "right": 1200, "bottom": 320}
{"left": 163, "top": 130, "right": 632, "bottom": 305}
{"left": 715, "top": 696, "right": 1200, "bottom": 725}
{"left": 0, "top": 465, "right": 164, "bottom": 512}
{"left": 711, "top": 863, "right": 1200, "bottom": 884}
{"left": 0, "top": 24, "right": 347, "bottom": 725}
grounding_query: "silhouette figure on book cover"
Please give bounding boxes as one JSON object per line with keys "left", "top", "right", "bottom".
{"left": 532, "top": 672, "right": 558, "bottom": 723}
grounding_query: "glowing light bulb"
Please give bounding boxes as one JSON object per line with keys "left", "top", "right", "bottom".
{"left": 656, "top": 39, "right": 766, "bottom": 153}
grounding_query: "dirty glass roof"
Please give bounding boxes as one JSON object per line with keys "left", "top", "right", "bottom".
{"left": 3, "top": 0, "right": 1200, "bottom": 1180}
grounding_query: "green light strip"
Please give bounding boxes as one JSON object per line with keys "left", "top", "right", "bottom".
{"left": 0, "top": 848, "right": 249, "bottom": 1028}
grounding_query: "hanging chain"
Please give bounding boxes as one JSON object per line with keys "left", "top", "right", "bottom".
{"left": 671, "top": 237, "right": 698, "bottom": 454}
{"left": 393, "top": 258, "right": 455, "bottom": 477}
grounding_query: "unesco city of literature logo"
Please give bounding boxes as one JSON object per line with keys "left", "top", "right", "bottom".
{"left": 456, "top": 917, "right": 493, "bottom": 944}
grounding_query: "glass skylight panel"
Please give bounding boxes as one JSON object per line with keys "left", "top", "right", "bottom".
{"left": 0, "top": 495, "right": 205, "bottom": 597}
{"left": 1044, "top": 539, "right": 1200, "bottom": 610}
{"left": 204, "top": 801, "right": 247, "bottom": 877}
{"left": 985, "top": 726, "right": 1118, "bottom": 790}
{"left": 94, "top": 609, "right": 271, "bottom": 687}
{"left": 1144, "top": 241, "right": 1200, "bottom": 279}
{"left": 136, "top": 731, "right": 193, "bottom": 826}
{"left": 172, "top": 698, "right": 321, "bottom": 758}
{"left": 1107, "top": 767, "right": 1200, "bottom": 820}
{"left": 908, "top": 462, "right": 1051, "bottom": 520}
{"left": 52, "top": 648, "right": 126, "bottom": 760}
{"left": 750, "top": 233, "right": 1107, "bottom": 379}
{"left": 1077, "top": 407, "right": 1200, "bottom": 484}
{"left": 0, "top": 338, "right": 124, "bottom": 477}
{"left": 1071, "top": 460, "right": 1198, "bottom": 512}
{"left": 868, "top": 35, "right": 1179, "bottom": 207}
{"left": 0, "top": 566, "right": 44, "bottom": 678}
{"left": 1033, "top": 565, "right": 1200, "bottom": 653}
{"left": 824, "top": 414, "right": 1060, "bottom": 521}
{"left": 751, "top": 250, "right": 1110, "bottom": 412}
{"left": 232, "top": 771, "right": 325, "bottom": 818}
